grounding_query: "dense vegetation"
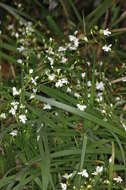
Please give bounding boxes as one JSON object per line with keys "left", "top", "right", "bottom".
{"left": 0, "top": 0, "right": 126, "bottom": 189}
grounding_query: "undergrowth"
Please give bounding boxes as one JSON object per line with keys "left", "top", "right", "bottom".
{"left": 0, "top": 0, "right": 126, "bottom": 190}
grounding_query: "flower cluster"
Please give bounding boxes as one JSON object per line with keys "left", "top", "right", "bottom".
{"left": 2, "top": 23, "right": 124, "bottom": 133}
{"left": 60, "top": 165, "right": 124, "bottom": 190}
{"left": 8, "top": 87, "right": 27, "bottom": 124}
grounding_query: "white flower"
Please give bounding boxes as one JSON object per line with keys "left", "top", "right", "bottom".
{"left": 101, "top": 109, "right": 106, "bottom": 114}
{"left": 62, "top": 78, "right": 69, "bottom": 85}
{"left": 10, "top": 130, "right": 18, "bottom": 137}
{"left": 11, "top": 101, "right": 19, "bottom": 111}
{"left": 12, "top": 87, "right": 21, "bottom": 96}
{"left": 104, "top": 180, "right": 110, "bottom": 184}
{"left": 19, "top": 114, "right": 27, "bottom": 124}
{"left": 63, "top": 173, "right": 73, "bottom": 179}
{"left": 74, "top": 92, "right": 81, "bottom": 98}
{"left": 69, "top": 35, "right": 78, "bottom": 42}
{"left": 113, "top": 176, "right": 123, "bottom": 183}
{"left": 18, "top": 3, "right": 22, "bottom": 8}
{"left": 96, "top": 93, "right": 103, "bottom": 102}
{"left": 56, "top": 69, "right": 61, "bottom": 74}
{"left": 55, "top": 112, "right": 58, "bottom": 116}
{"left": 87, "top": 81, "right": 91, "bottom": 87}
{"left": 41, "top": 123, "right": 44, "bottom": 127}
{"left": 68, "top": 35, "right": 79, "bottom": 50}
{"left": 84, "top": 36, "right": 88, "bottom": 42}
{"left": 43, "top": 104, "right": 52, "bottom": 110}
{"left": 74, "top": 39, "right": 79, "bottom": 47}
{"left": 74, "top": 30, "right": 78, "bottom": 35}
{"left": 68, "top": 44, "right": 77, "bottom": 50}
{"left": 49, "top": 37, "right": 53, "bottom": 42}
{"left": 20, "top": 104, "right": 25, "bottom": 109}
{"left": 35, "top": 76, "right": 39, "bottom": 80}
{"left": 9, "top": 101, "right": 19, "bottom": 115}
{"left": 46, "top": 47, "right": 54, "bottom": 55}
{"left": 109, "top": 156, "right": 112, "bottom": 163}
{"left": 11, "top": 101, "right": 19, "bottom": 106}
{"left": 81, "top": 72, "right": 86, "bottom": 78}
{"left": 0, "top": 113, "right": 6, "bottom": 119}
{"left": 29, "top": 69, "right": 33, "bottom": 74}
{"left": 25, "top": 22, "right": 34, "bottom": 34}
{"left": 95, "top": 70, "right": 99, "bottom": 76}
{"left": 31, "top": 77, "right": 37, "bottom": 86}
{"left": 103, "top": 28, "right": 111, "bottom": 36}
{"left": 88, "top": 93, "right": 91, "bottom": 98}
{"left": 48, "top": 57, "right": 54, "bottom": 65}
{"left": 8, "top": 24, "right": 14, "bottom": 30}
{"left": 55, "top": 79, "right": 63, "bottom": 88}
{"left": 87, "top": 61, "right": 91, "bottom": 66}
{"left": 17, "top": 59, "right": 23, "bottom": 64}
{"left": 15, "top": 32, "right": 19, "bottom": 38}
{"left": 60, "top": 183, "right": 67, "bottom": 190}
{"left": 33, "top": 88, "right": 37, "bottom": 93}
{"left": 66, "top": 87, "right": 71, "bottom": 93}
{"left": 30, "top": 94, "right": 35, "bottom": 99}
{"left": 55, "top": 78, "right": 68, "bottom": 88}
{"left": 87, "top": 185, "right": 92, "bottom": 188}
{"left": 58, "top": 46, "right": 66, "bottom": 52}
{"left": 102, "top": 44, "right": 112, "bottom": 52}
{"left": 96, "top": 81, "right": 104, "bottom": 91}
{"left": 115, "top": 97, "right": 120, "bottom": 101}
{"left": 48, "top": 73, "right": 56, "bottom": 81}
{"left": 99, "top": 61, "right": 103, "bottom": 66}
{"left": 122, "top": 122, "right": 126, "bottom": 131}
{"left": 61, "top": 57, "right": 67, "bottom": 63}
{"left": 17, "top": 46, "right": 25, "bottom": 52}
{"left": 96, "top": 166, "right": 103, "bottom": 173}
{"left": 9, "top": 107, "right": 16, "bottom": 115}
{"left": 37, "top": 135, "right": 40, "bottom": 141}
{"left": 37, "top": 53, "right": 41, "bottom": 59}
{"left": 77, "top": 104, "right": 87, "bottom": 111}
{"left": 69, "top": 35, "right": 75, "bottom": 41}
{"left": 78, "top": 169, "right": 88, "bottom": 178}
{"left": 92, "top": 166, "right": 103, "bottom": 176}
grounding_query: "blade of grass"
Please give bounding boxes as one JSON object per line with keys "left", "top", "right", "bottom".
{"left": 59, "top": 0, "right": 71, "bottom": 19}
{"left": 77, "top": 134, "right": 88, "bottom": 187}
{"left": 37, "top": 127, "right": 55, "bottom": 190}
{"left": 25, "top": 92, "right": 126, "bottom": 138}
{"left": 0, "top": 2, "right": 26, "bottom": 23}
{"left": 86, "top": 0, "right": 113, "bottom": 30}
{"left": 0, "top": 42, "right": 18, "bottom": 52}
{"left": 46, "top": 15, "right": 64, "bottom": 37}
{"left": 34, "top": 177, "right": 43, "bottom": 190}
{"left": 68, "top": 0, "right": 82, "bottom": 23}
{"left": 0, "top": 51, "right": 19, "bottom": 66}
{"left": 111, "top": 132, "right": 126, "bottom": 179}
{"left": 39, "top": 84, "right": 77, "bottom": 105}
{"left": 80, "top": 134, "right": 88, "bottom": 170}
{"left": 108, "top": 142, "right": 115, "bottom": 190}
{"left": 90, "top": 50, "right": 96, "bottom": 106}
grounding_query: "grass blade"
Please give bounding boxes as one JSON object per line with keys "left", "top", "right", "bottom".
{"left": 26, "top": 92, "right": 126, "bottom": 138}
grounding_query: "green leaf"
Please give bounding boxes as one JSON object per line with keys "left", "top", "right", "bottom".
{"left": 86, "top": 0, "right": 113, "bottom": 30}
{"left": 26, "top": 92, "right": 126, "bottom": 139}
{"left": 46, "top": 15, "right": 64, "bottom": 37}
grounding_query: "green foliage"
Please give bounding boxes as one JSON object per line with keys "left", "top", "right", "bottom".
{"left": 0, "top": 0, "right": 126, "bottom": 189}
